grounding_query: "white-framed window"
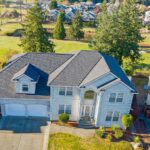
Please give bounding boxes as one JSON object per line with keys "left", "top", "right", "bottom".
{"left": 105, "top": 111, "right": 120, "bottom": 122}
{"left": 59, "top": 87, "right": 65, "bottom": 96}
{"left": 22, "top": 84, "right": 29, "bottom": 92}
{"left": 66, "top": 87, "right": 73, "bottom": 96}
{"left": 58, "top": 104, "right": 65, "bottom": 114}
{"left": 109, "top": 93, "right": 116, "bottom": 102}
{"left": 113, "top": 111, "right": 120, "bottom": 121}
{"left": 65, "top": 105, "right": 71, "bottom": 114}
{"left": 109, "top": 93, "right": 124, "bottom": 103}
{"left": 105, "top": 111, "right": 113, "bottom": 121}
{"left": 116, "top": 93, "right": 124, "bottom": 102}
{"left": 59, "top": 87, "right": 73, "bottom": 96}
{"left": 58, "top": 104, "right": 72, "bottom": 115}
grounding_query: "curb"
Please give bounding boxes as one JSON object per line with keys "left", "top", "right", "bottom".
{"left": 42, "top": 121, "right": 51, "bottom": 150}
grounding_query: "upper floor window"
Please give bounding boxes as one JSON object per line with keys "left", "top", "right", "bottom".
{"left": 59, "top": 87, "right": 65, "bottom": 96}
{"left": 22, "top": 84, "right": 29, "bottom": 92}
{"left": 84, "top": 90, "right": 95, "bottom": 100}
{"left": 66, "top": 87, "right": 73, "bottom": 96}
{"left": 109, "top": 93, "right": 116, "bottom": 102}
{"left": 116, "top": 93, "right": 123, "bottom": 102}
{"left": 109, "top": 93, "right": 124, "bottom": 103}
{"left": 59, "top": 87, "right": 73, "bottom": 96}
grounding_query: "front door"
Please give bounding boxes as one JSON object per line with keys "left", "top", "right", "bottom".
{"left": 82, "top": 105, "right": 93, "bottom": 117}
{"left": 85, "top": 106, "right": 90, "bottom": 116}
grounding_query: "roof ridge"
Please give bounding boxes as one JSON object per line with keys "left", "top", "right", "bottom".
{"left": 48, "top": 51, "right": 81, "bottom": 85}
{"left": 79, "top": 52, "right": 102, "bottom": 86}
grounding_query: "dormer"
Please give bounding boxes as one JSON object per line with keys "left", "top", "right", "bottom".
{"left": 12, "top": 63, "right": 40, "bottom": 94}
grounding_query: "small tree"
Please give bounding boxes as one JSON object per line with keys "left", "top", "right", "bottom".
{"left": 53, "top": 12, "right": 66, "bottom": 39}
{"left": 49, "top": 0, "right": 57, "bottom": 9}
{"left": 20, "top": 2, "right": 54, "bottom": 52}
{"left": 122, "top": 114, "right": 133, "bottom": 130}
{"left": 69, "top": 11, "right": 84, "bottom": 40}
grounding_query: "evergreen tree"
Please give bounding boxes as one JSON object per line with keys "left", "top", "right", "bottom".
{"left": 69, "top": 12, "right": 84, "bottom": 40}
{"left": 20, "top": 2, "right": 54, "bottom": 52}
{"left": 90, "top": 0, "right": 143, "bottom": 68}
{"left": 49, "top": 0, "right": 58, "bottom": 10}
{"left": 53, "top": 12, "right": 66, "bottom": 40}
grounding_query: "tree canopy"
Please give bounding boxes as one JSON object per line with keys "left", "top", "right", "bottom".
{"left": 53, "top": 12, "right": 66, "bottom": 40}
{"left": 69, "top": 11, "right": 84, "bottom": 40}
{"left": 90, "top": 0, "right": 143, "bottom": 69}
{"left": 49, "top": 0, "right": 58, "bottom": 9}
{"left": 20, "top": 2, "right": 54, "bottom": 52}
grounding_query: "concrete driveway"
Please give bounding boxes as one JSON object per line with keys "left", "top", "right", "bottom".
{"left": 0, "top": 117, "right": 49, "bottom": 150}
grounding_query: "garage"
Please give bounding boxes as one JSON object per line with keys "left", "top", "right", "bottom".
{"left": 27, "top": 105, "right": 48, "bottom": 117}
{"left": 5, "top": 104, "right": 26, "bottom": 116}
{"left": 5, "top": 104, "right": 49, "bottom": 117}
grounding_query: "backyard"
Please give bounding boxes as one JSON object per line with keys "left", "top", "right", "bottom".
{"left": 48, "top": 133, "right": 133, "bottom": 150}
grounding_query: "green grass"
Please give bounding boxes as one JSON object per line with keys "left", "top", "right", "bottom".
{"left": 48, "top": 133, "right": 132, "bottom": 150}
{"left": 0, "top": 23, "right": 22, "bottom": 36}
{"left": 53, "top": 39, "right": 91, "bottom": 53}
{"left": 0, "top": 36, "right": 22, "bottom": 55}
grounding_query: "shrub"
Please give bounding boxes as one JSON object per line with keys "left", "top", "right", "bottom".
{"left": 114, "top": 129, "right": 123, "bottom": 139}
{"left": 133, "top": 136, "right": 140, "bottom": 143}
{"left": 59, "top": 113, "right": 69, "bottom": 123}
{"left": 122, "top": 114, "right": 133, "bottom": 130}
{"left": 95, "top": 130, "right": 105, "bottom": 138}
{"left": 111, "top": 125, "right": 119, "bottom": 132}
{"left": 106, "top": 134, "right": 113, "bottom": 142}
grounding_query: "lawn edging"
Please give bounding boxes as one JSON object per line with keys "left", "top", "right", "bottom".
{"left": 42, "top": 121, "right": 51, "bottom": 150}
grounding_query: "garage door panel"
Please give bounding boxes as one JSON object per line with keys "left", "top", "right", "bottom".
{"left": 5, "top": 104, "right": 26, "bottom": 116}
{"left": 27, "top": 105, "right": 48, "bottom": 117}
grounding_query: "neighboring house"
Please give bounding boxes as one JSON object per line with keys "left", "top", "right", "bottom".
{"left": 0, "top": 51, "right": 137, "bottom": 127}
{"left": 144, "top": 11, "right": 150, "bottom": 25}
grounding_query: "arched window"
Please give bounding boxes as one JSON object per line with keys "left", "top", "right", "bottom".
{"left": 84, "top": 90, "right": 95, "bottom": 100}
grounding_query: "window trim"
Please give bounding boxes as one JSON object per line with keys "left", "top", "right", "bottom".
{"left": 58, "top": 104, "right": 72, "bottom": 115}
{"left": 22, "top": 84, "right": 29, "bottom": 93}
{"left": 59, "top": 87, "right": 73, "bottom": 97}
{"left": 109, "top": 93, "right": 124, "bottom": 103}
{"left": 105, "top": 111, "right": 120, "bottom": 122}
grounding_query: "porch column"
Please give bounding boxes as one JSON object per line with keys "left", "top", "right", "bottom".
{"left": 95, "top": 91, "right": 104, "bottom": 127}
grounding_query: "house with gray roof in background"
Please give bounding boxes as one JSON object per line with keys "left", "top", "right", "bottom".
{"left": 0, "top": 50, "right": 137, "bottom": 127}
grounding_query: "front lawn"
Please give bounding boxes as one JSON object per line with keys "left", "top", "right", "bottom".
{"left": 48, "top": 133, "right": 133, "bottom": 150}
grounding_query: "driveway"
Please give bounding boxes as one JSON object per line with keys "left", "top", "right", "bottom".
{"left": 0, "top": 116, "right": 49, "bottom": 150}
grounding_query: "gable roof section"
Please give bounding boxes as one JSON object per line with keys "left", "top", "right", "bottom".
{"left": 80, "top": 56, "right": 110, "bottom": 86}
{"left": 12, "top": 63, "right": 40, "bottom": 82}
{"left": 0, "top": 53, "right": 73, "bottom": 99}
{"left": 101, "top": 53, "right": 137, "bottom": 92}
{"left": 49, "top": 51, "right": 101, "bottom": 86}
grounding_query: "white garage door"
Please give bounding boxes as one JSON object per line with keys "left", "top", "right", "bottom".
{"left": 27, "top": 105, "right": 48, "bottom": 117}
{"left": 5, "top": 104, "right": 26, "bottom": 116}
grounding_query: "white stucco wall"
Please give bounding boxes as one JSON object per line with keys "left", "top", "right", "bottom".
{"left": 15, "top": 75, "right": 36, "bottom": 94}
{"left": 50, "top": 86, "right": 81, "bottom": 121}
{"left": 97, "top": 82, "right": 134, "bottom": 127}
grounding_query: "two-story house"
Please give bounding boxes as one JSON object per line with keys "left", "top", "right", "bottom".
{"left": 0, "top": 51, "right": 137, "bottom": 127}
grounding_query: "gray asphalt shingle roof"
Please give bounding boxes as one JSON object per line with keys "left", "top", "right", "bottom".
{"left": 0, "top": 51, "right": 137, "bottom": 99}
{"left": 0, "top": 53, "right": 73, "bottom": 99}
